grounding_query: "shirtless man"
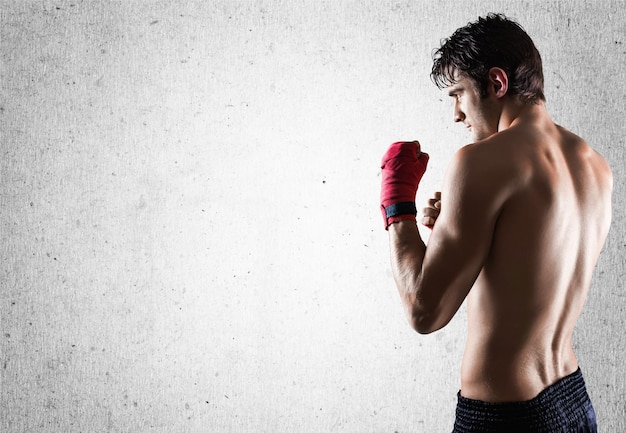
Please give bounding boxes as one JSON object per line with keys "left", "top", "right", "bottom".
{"left": 380, "top": 14, "right": 612, "bottom": 432}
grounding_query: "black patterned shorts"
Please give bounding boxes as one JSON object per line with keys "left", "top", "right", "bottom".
{"left": 453, "top": 368, "right": 597, "bottom": 432}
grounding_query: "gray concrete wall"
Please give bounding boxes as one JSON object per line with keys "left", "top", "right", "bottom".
{"left": 1, "top": 1, "right": 624, "bottom": 431}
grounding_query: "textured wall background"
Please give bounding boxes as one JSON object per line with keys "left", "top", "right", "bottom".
{"left": 1, "top": 1, "right": 624, "bottom": 432}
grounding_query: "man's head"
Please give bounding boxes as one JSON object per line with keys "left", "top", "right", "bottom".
{"left": 431, "top": 13, "right": 545, "bottom": 105}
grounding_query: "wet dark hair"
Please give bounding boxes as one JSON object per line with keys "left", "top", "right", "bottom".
{"left": 431, "top": 13, "right": 545, "bottom": 104}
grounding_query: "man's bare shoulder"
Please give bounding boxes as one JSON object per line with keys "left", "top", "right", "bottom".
{"left": 554, "top": 125, "right": 613, "bottom": 189}
{"left": 448, "top": 132, "right": 529, "bottom": 187}
{"left": 585, "top": 142, "right": 613, "bottom": 188}
{"left": 441, "top": 136, "right": 525, "bottom": 225}
{"left": 455, "top": 124, "right": 612, "bottom": 188}
{"left": 455, "top": 126, "right": 534, "bottom": 164}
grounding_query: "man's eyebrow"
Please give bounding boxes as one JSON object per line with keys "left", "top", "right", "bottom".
{"left": 447, "top": 86, "right": 463, "bottom": 96}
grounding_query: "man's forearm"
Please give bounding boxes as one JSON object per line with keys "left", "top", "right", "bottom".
{"left": 388, "top": 220, "right": 428, "bottom": 329}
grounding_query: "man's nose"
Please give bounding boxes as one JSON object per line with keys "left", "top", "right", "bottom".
{"left": 453, "top": 107, "right": 465, "bottom": 123}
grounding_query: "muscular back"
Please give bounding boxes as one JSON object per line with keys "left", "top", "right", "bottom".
{"left": 459, "top": 119, "right": 613, "bottom": 402}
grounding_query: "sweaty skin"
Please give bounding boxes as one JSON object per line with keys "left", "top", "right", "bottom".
{"left": 388, "top": 71, "right": 613, "bottom": 403}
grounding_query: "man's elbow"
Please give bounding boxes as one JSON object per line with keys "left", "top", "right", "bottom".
{"left": 407, "top": 314, "right": 439, "bottom": 334}
{"left": 405, "top": 304, "right": 446, "bottom": 335}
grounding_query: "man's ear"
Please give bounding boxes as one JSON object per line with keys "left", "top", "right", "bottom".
{"left": 488, "top": 67, "right": 509, "bottom": 98}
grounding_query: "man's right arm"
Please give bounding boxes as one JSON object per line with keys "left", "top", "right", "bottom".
{"left": 388, "top": 145, "right": 508, "bottom": 333}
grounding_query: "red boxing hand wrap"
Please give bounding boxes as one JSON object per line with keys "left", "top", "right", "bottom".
{"left": 380, "top": 141, "right": 429, "bottom": 229}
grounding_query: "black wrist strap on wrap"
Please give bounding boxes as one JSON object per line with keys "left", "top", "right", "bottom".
{"left": 385, "top": 202, "right": 417, "bottom": 219}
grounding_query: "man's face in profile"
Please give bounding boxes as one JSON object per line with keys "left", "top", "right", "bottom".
{"left": 447, "top": 75, "right": 500, "bottom": 142}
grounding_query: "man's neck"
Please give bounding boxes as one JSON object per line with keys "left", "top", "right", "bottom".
{"left": 498, "top": 99, "right": 550, "bottom": 132}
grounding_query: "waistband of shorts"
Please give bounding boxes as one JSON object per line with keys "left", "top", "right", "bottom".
{"left": 457, "top": 367, "right": 587, "bottom": 412}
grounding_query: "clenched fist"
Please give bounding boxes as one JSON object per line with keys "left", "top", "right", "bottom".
{"left": 380, "top": 141, "right": 429, "bottom": 229}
